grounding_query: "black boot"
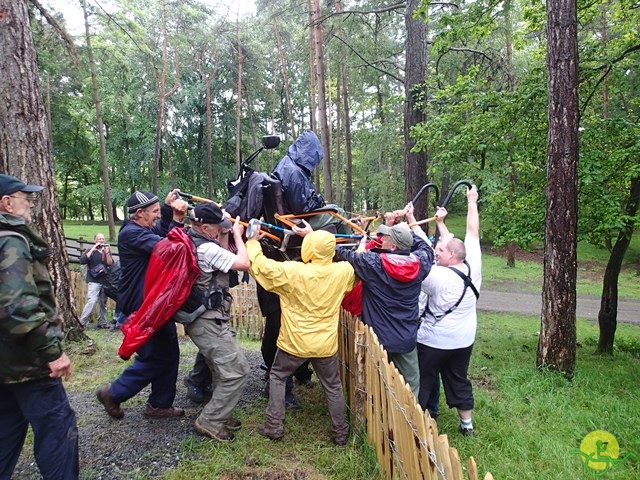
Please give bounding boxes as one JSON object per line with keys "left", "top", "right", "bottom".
{"left": 285, "top": 376, "right": 302, "bottom": 410}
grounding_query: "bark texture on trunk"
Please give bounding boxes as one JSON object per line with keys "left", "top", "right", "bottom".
{"left": 404, "top": 0, "right": 428, "bottom": 220}
{"left": 0, "top": 0, "right": 84, "bottom": 339}
{"left": 538, "top": 0, "right": 579, "bottom": 378}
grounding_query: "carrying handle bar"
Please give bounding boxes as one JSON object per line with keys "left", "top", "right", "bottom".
{"left": 439, "top": 180, "right": 473, "bottom": 209}
{"left": 411, "top": 183, "right": 440, "bottom": 206}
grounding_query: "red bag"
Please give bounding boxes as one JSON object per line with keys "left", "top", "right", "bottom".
{"left": 118, "top": 228, "right": 199, "bottom": 360}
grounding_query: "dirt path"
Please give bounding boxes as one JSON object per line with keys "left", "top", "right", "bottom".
{"left": 478, "top": 290, "right": 639, "bottom": 324}
{"left": 12, "top": 348, "right": 267, "bottom": 480}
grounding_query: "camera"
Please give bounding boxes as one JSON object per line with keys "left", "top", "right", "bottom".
{"left": 96, "top": 243, "right": 108, "bottom": 249}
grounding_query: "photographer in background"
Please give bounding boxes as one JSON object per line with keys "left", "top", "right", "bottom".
{"left": 79, "top": 233, "right": 113, "bottom": 328}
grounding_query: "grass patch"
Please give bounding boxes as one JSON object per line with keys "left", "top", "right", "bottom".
{"left": 63, "top": 221, "right": 120, "bottom": 243}
{"left": 452, "top": 313, "right": 640, "bottom": 479}
{"left": 63, "top": 318, "right": 640, "bottom": 480}
{"left": 482, "top": 252, "right": 640, "bottom": 300}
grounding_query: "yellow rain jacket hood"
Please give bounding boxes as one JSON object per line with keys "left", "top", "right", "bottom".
{"left": 247, "top": 230, "right": 357, "bottom": 358}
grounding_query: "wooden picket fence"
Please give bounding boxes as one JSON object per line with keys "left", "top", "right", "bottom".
{"left": 70, "top": 273, "right": 492, "bottom": 479}
{"left": 229, "top": 280, "right": 264, "bottom": 339}
{"left": 338, "top": 310, "right": 493, "bottom": 480}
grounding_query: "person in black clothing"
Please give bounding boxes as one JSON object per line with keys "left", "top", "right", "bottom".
{"left": 257, "top": 284, "right": 313, "bottom": 409}
{"left": 96, "top": 190, "right": 188, "bottom": 420}
{"left": 78, "top": 233, "right": 113, "bottom": 328}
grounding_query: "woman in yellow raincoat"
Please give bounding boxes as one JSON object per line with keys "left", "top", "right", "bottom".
{"left": 247, "top": 228, "right": 357, "bottom": 445}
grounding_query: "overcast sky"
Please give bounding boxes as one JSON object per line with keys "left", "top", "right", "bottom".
{"left": 43, "top": 0, "right": 257, "bottom": 34}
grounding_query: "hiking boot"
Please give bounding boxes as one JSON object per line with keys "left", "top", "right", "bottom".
{"left": 143, "top": 403, "right": 185, "bottom": 418}
{"left": 459, "top": 426, "right": 476, "bottom": 437}
{"left": 285, "top": 396, "right": 302, "bottom": 411}
{"left": 203, "top": 383, "right": 213, "bottom": 399}
{"left": 225, "top": 417, "right": 242, "bottom": 431}
{"left": 257, "top": 423, "right": 284, "bottom": 441}
{"left": 299, "top": 378, "right": 315, "bottom": 389}
{"left": 96, "top": 383, "right": 124, "bottom": 419}
{"left": 97, "top": 322, "right": 110, "bottom": 329}
{"left": 184, "top": 376, "right": 206, "bottom": 403}
{"left": 194, "top": 418, "right": 234, "bottom": 441}
{"left": 334, "top": 436, "right": 349, "bottom": 446}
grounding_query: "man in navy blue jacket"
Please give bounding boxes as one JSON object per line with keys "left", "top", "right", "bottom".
{"left": 334, "top": 219, "right": 433, "bottom": 397}
{"left": 96, "top": 190, "right": 188, "bottom": 419}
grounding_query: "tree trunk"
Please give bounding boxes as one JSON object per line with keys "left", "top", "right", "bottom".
{"left": 153, "top": 0, "right": 180, "bottom": 193}
{"left": 506, "top": 242, "right": 516, "bottom": 268}
{"left": 81, "top": 0, "right": 116, "bottom": 242}
{"left": 164, "top": 126, "right": 174, "bottom": 188}
{"left": 307, "top": 0, "right": 317, "bottom": 133}
{"left": 597, "top": 177, "right": 640, "bottom": 354}
{"left": 504, "top": 0, "right": 517, "bottom": 269}
{"left": 313, "top": 0, "right": 332, "bottom": 203}
{"left": 274, "top": 18, "right": 297, "bottom": 139}
{"left": 404, "top": 0, "right": 428, "bottom": 221}
{"left": 537, "top": 0, "right": 579, "bottom": 378}
{"left": 335, "top": 0, "right": 353, "bottom": 211}
{"left": 196, "top": 49, "right": 220, "bottom": 200}
{"left": 335, "top": 74, "right": 342, "bottom": 206}
{"left": 0, "top": 0, "right": 85, "bottom": 340}
{"left": 235, "top": 23, "right": 243, "bottom": 172}
{"left": 342, "top": 62, "right": 354, "bottom": 213}
{"left": 246, "top": 89, "right": 257, "bottom": 151}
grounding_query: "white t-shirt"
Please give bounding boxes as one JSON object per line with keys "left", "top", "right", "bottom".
{"left": 417, "top": 235, "right": 481, "bottom": 349}
{"left": 197, "top": 242, "right": 235, "bottom": 275}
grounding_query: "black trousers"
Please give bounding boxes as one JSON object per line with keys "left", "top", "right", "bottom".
{"left": 417, "top": 342, "right": 474, "bottom": 412}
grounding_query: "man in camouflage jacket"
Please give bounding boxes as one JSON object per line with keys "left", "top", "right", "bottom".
{"left": 0, "top": 174, "right": 78, "bottom": 480}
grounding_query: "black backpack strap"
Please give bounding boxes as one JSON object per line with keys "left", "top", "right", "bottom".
{"left": 423, "top": 260, "right": 479, "bottom": 322}
{"left": 448, "top": 260, "right": 480, "bottom": 300}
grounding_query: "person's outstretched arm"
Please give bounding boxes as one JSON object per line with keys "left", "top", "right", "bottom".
{"left": 434, "top": 206, "right": 450, "bottom": 239}
{"left": 465, "top": 185, "right": 479, "bottom": 239}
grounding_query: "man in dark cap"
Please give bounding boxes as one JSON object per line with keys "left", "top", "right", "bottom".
{"left": 0, "top": 174, "right": 79, "bottom": 479}
{"left": 96, "top": 188, "right": 189, "bottom": 419}
{"left": 176, "top": 203, "right": 251, "bottom": 441}
{"left": 334, "top": 218, "right": 434, "bottom": 398}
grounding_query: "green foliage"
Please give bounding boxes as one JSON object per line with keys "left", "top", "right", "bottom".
{"left": 34, "top": 0, "right": 640, "bottom": 310}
